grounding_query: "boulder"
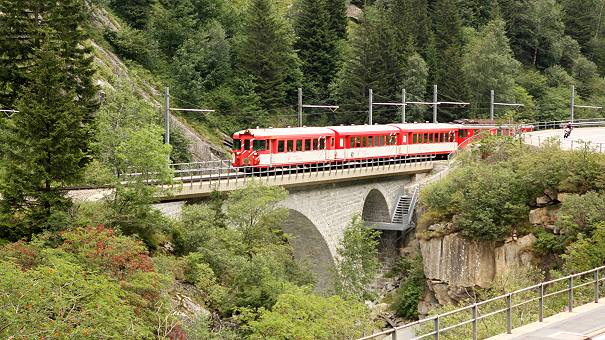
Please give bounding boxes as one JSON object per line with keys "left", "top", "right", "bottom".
{"left": 544, "top": 188, "right": 558, "bottom": 201}
{"left": 536, "top": 195, "right": 552, "bottom": 207}
{"left": 529, "top": 206, "right": 559, "bottom": 225}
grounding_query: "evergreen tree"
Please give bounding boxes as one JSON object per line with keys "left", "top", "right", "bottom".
{"left": 431, "top": 0, "right": 468, "bottom": 120}
{"left": 389, "top": 0, "right": 433, "bottom": 61}
{"left": 463, "top": 19, "right": 521, "bottom": 118}
{"left": 0, "top": 0, "right": 97, "bottom": 117}
{"left": 109, "top": 0, "right": 155, "bottom": 29}
{"left": 236, "top": 0, "right": 301, "bottom": 114}
{"left": 0, "top": 37, "right": 92, "bottom": 238}
{"left": 150, "top": 0, "right": 199, "bottom": 58}
{"left": 294, "top": 0, "right": 337, "bottom": 103}
{"left": 325, "top": 0, "right": 347, "bottom": 41}
{"left": 332, "top": 6, "right": 428, "bottom": 124}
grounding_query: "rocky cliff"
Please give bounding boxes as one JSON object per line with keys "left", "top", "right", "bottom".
{"left": 417, "top": 190, "right": 565, "bottom": 315}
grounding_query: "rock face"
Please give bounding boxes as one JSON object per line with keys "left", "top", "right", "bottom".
{"left": 418, "top": 233, "right": 536, "bottom": 311}
{"left": 529, "top": 206, "right": 559, "bottom": 225}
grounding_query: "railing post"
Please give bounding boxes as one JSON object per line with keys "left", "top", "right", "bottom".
{"left": 595, "top": 269, "right": 600, "bottom": 303}
{"left": 506, "top": 293, "right": 512, "bottom": 334}
{"left": 568, "top": 276, "right": 574, "bottom": 312}
{"left": 472, "top": 304, "right": 478, "bottom": 340}
{"left": 433, "top": 317, "right": 440, "bottom": 340}
{"left": 391, "top": 329, "right": 398, "bottom": 340}
{"left": 539, "top": 283, "right": 544, "bottom": 322}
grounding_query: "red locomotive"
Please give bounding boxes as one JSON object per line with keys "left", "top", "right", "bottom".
{"left": 231, "top": 123, "right": 533, "bottom": 168}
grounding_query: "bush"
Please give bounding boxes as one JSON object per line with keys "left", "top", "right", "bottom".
{"left": 242, "top": 287, "right": 375, "bottom": 339}
{"left": 393, "top": 255, "right": 426, "bottom": 320}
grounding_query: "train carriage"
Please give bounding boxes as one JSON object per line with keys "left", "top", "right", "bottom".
{"left": 231, "top": 123, "right": 533, "bottom": 169}
{"left": 232, "top": 127, "right": 335, "bottom": 167}
{"left": 327, "top": 125, "right": 400, "bottom": 161}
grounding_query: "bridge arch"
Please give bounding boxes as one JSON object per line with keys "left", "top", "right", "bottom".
{"left": 282, "top": 209, "right": 334, "bottom": 292}
{"left": 362, "top": 188, "right": 391, "bottom": 223}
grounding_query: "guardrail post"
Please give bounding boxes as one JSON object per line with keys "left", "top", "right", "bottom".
{"left": 595, "top": 269, "right": 600, "bottom": 303}
{"left": 391, "top": 330, "right": 397, "bottom": 340}
{"left": 568, "top": 276, "right": 574, "bottom": 312}
{"left": 472, "top": 304, "right": 478, "bottom": 340}
{"left": 506, "top": 293, "right": 512, "bottom": 334}
{"left": 433, "top": 317, "right": 439, "bottom": 340}
{"left": 539, "top": 283, "right": 544, "bottom": 322}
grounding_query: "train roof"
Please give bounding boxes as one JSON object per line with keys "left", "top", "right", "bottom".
{"left": 326, "top": 125, "right": 400, "bottom": 135}
{"left": 388, "top": 123, "right": 459, "bottom": 131}
{"left": 233, "top": 127, "right": 335, "bottom": 138}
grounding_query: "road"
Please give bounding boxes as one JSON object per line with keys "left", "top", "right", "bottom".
{"left": 489, "top": 299, "right": 605, "bottom": 340}
{"left": 525, "top": 127, "right": 605, "bottom": 151}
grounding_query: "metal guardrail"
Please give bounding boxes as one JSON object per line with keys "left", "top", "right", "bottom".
{"left": 528, "top": 117, "right": 605, "bottom": 131}
{"left": 360, "top": 265, "right": 605, "bottom": 340}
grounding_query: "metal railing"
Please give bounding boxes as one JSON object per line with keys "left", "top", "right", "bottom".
{"left": 528, "top": 117, "right": 605, "bottom": 131}
{"left": 359, "top": 265, "right": 605, "bottom": 340}
{"left": 166, "top": 155, "right": 439, "bottom": 192}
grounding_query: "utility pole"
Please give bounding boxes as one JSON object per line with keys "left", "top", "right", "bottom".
{"left": 490, "top": 90, "right": 495, "bottom": 121}
{"left": 164, "top": 86, "right": 215, "bottom": 145}
{"left": 372, "top": 88, "right": 408, "bottom": 123}
{"left": 570, "top": 85, "right": 575, "bottom": 123}
{"left": 570, "top": 85, "right": 602, "bottom": 122}
{"left": 368, "top": 89, "right": 373, "bottom": 125}
{"left": 433, "top": 85, "right": 438, "bottom": 123}
{"left": 296, "top": 88, "right": 339, "bottom": 126}
{"left": 298, "top": 88, "right": 303, "bottom": 127}
{"left": 489, "top": 89, "right": 524, "bottom": 121}
{"left": 164, "top": 87, "right": 170, "bottom": 145}
{"left": 406, "top": 85, "right": 468, "bottom": 122}
{"left": 402, "top": 89, "right": 406, "bottom": 123}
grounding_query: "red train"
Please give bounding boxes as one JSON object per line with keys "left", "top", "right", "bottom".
{"left": 231, "top": 123, "right": 533, "bottom": 168}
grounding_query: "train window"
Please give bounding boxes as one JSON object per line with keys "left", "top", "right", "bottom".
{"left": 412, "top": 134, "right": 417, "bottom": 144}
{"left": 244, "top": 140, "right": 251, "bottom": 150}
{"left": 253, "top": 140, "right": 266, "bottom": 151}
{"left": 319, "top": 138, "right": 325, "bottom": 149}
{"left": 312, "top": 139, "right": 319, "bottom": 150}
{"left": 390, "top": 135, "right": 397, "bottom": 145}
{"left": 278, "top": 140, "right": 285, "bottom": 152}
{"left": 359, "top": 137, "right": 366, "bottom": 147}
{"left": 296, "top": 140, "right": 302, "bottom": 151}
{"left": 368, "top": 136, "right": 373, "bottom": 147}
{"left": 402, "top": 135, "right": 407, "bottom": 144}
{"left": 340, "top": 138, "right": 344, "bottom": 148}
{"left": 305, "top": 139, "right": 311, "bottom": 151}
{"left": 287, "top": 140, "right": 294, "bottom": 152}
{"left": 378, "top": 136, "right": 384, "bottom": 146}
{"left": 233, "top": 139, "right": 241, "bottom": 150}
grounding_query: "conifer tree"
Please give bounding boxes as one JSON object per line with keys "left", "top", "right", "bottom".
{"left": 0, "top": 0, "right": 97, "bottom": 116}
{"left": 325, "top": 0, "right": 347, "bottom": 41}
{"left": 236, "top": 0, "right": 301, "bottom": 113}
{"left": 431, "top": 0, "right": 468, "bottom": 120}
{"left": 110, "top": 0, "right": 155, "bottom": 29}
{"left": 0, "top": 37, "right": 91, "bottom": 238}
{"left": 294, "top": 0, "right": 337, "bottom": 103}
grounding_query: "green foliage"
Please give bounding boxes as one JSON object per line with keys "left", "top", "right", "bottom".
{"left": 334, "top": 215, "right": 380, "bottom": 301}
{"left": 556, "top": 192, "right": 605, "bottom": 237}
{"left": 0, "top": 258, "right": 146, "bottom": 338}
{"left": 174, "top": 182, "right": 314, "bottom": 315}
{"left": 109, "top": 0, "right": 154, "bottom": 29}
{"left": 242, "top": 287, "right": 375, "bottom": 339}
{"left": 393, "top": 255, "right": 426, "bottom": 320}
{"left": 463, "top": 19, "right": 520, "bottom": 118}
{"left": 236, "top": 0, "right": 302, "bottom": 114}
{"left": 562, "top": 222, "right": 605, "bottom": 272}
{"left": 0, "top": 36, "right": 94, "bottom": 239}
{"left": 0, "top": 227, "right": 174, "bottom": 338}
{"left": 293, "top": 0, "right": 342, "bottom": 106}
